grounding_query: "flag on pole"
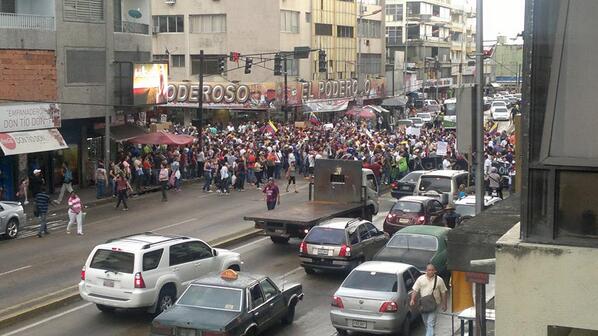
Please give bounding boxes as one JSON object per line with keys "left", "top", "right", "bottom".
{"left": 308, "top": 112, "right": 321, "bottom": 125}
{"left": 263, "top": 120, "right": 278, "bottom": 135}
{"left": 268, "top": 120, "right": 278, "bottom": 133}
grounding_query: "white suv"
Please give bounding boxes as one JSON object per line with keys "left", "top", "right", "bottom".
{"left": 78, "top": 233, "right": 242, "bottom": 315}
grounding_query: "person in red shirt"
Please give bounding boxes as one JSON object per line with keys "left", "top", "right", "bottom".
{"left": 262, "top": 178, "right": 280, "bottom": 210}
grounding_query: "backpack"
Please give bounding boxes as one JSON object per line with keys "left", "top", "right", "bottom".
{"left": 64, "top": 169, "right": 73, "bottom": 183}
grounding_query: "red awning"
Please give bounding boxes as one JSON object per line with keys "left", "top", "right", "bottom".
{"left": 345, "top": 106, "right": 377, "bottom": 119}
{"left": 128, "top": 132, "right": 195, "bottom": 145}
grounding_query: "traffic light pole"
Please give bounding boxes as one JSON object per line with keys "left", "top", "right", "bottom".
{"left": 283, "top": 55, "right": 288, "bottom": 123}
{"left": 196, "top": 49, "right": 204, "bottom": 147}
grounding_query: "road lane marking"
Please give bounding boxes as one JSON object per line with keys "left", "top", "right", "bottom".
{"left": 0, "top": 303, "right": 92, "bottom": 336}
{"left": 0, "top": 265, "right": 31, "bottom": 277}
{"left": 231, "top": 237, "right": 269, "bottom": 252}
{"left": 152, "top": 218, "right": 197, "bottom": 232}
{"left": 277, "top": 267, "right": 303, "bottom": 281}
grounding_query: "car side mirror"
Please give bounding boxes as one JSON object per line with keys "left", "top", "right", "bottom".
{"left": 213, "top": 249, "right": 218, "bottom": 256}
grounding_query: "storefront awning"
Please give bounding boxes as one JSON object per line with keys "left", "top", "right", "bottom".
{"left": 0, "top": 128, "right": 68, "bottom": 156}
{"left": 106, "top": 125, "right": 147, "bottom": 142}
{"left": 381, "top": 96, "right": 408, "bottom": 107}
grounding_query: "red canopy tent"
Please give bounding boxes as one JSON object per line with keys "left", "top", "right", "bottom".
{"left": 128, "top": 132, "right": 195, "bottom": 145}
{"left": 345, "top": 106, "right": 377, "bottom": 119}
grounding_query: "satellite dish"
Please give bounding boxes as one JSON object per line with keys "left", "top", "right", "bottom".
{"left": 128, "top": 8, "right": 142, "bottom": 19}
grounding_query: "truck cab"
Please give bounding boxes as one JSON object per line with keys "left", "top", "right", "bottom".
{"left": 362, "top": 168, "right": 380, "bottom": 216}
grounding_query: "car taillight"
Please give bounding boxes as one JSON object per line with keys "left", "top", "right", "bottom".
{"left": 151, "top": 321, "right": 174, "bottom": 336}
{"left": 80, "top": 266, "right": 86, "bottom": 281}
{"left": 391, "top": 181, "right": 398, "bottom": 189}
{"left": 418, "top": 215, "right": 426, "bottom": 224}
{"left": 331, "top": 296, "right": 344, "bottom": 309}
{"left": 134, "top": 272, "right": 146, "bottom": 288}
{"left": 339, "top": 244, "right": 351, "bottom": 257}
{"left": 379, "top": 301, "right": 398, "bottom": 313}
{"left": 203, "top": 332, "right": 228, "bottom": 336}
{"left": 299, "top": 241, "right": 308, "bottom": 254}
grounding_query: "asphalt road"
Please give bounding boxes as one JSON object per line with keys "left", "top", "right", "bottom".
{"left": 0, "top": 179, "right": 311, "bottom": 313}
{"left": 0, "top": 194, "right": 479, "bottom": 336}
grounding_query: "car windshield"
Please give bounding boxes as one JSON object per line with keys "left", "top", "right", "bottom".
{"left": 419, "top": 176, "right": 451, "bottom": 193}
{"left": 304, "top": 227, "right": 346, "bottom": 245}
{"left": 400, "top": 172, "right": 423, "bottom": 183}
{"left": 455, "top": 204, "right": 476, "bottom": 217}
{"left": 495, "top": 108, "right": 508, "bottom": 113}
{"left": 90, "top": 249, "right": 134, "bottom": 274}
{"left": 417, "top": 113, "right": 431, "bottom": 119}
{"left": 342, "top": 270, "right": 398, "bottom": 292}
{"left": 410, "top": 118, "right": 423, "bottom": 123}
{"left": 397, "top": 120, "right": 412, "bottom": 126}
{"left": 391, "top": 201, "right": 423, "bottom": 213}
{"left": 387, "top": 234, "right": 439, "bottom": 251}
{"left": 177, "top": 285, "right": 243, "bottom": 312}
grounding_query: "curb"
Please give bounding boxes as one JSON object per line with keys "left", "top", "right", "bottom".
{"left": 0, "top": 228, "right": 263, "bottom": 330}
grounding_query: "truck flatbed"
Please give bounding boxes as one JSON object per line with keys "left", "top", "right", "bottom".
{"left": 244, "top": 201, "right": 365, "bottom": 227}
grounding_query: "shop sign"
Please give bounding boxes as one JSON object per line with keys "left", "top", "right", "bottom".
{"left": 0, "top": 103, "right": 61, "bottom": 132}
{"left": 299, "top": 78, "right": 386, "bottom": 101}
{"left": 424, "top": 78, "right": 454, "bottom": 88}
{"left": 0, "top": 128, "right": 68, "bottom": 156}
{"left": 167, "top": 83, "right": 250, "bottom": 105}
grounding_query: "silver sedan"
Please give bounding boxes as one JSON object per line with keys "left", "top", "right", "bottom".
{"left": 0, "top": 201, "right": 26, "bottom": 239}
{"left": 330, "top": 261, "right": 421, "bottom": 335}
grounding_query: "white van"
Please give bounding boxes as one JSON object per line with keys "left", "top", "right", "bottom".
{"left": 415, "top": 170, "right": 473, "bottom": 205}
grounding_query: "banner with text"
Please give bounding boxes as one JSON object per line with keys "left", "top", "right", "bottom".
{"left": 0, "top": 128, "right": 68, "bottom": 155}
{"left": 0, "top": 104, "right": 61, "bottom": 132}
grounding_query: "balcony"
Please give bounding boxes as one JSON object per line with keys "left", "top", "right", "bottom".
{"left": 0, "top": 12, "right": 55, "bottom": 31}
{"left": 114, "top": 20, "right": 150, "bottom": 35}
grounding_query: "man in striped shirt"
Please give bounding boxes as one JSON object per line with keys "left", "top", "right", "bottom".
{"left": 66, "top": 191, "right": 83, "bottom": 235}
{"left": 35, "top": 188, "right": 50, "bottom": 238}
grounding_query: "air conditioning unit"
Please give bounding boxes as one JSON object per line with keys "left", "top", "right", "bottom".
{"left": 152, "top": 26, "right": 160, "bottom": 34}
{"left": 164, "top": 0, "right": 175, "bottom": 5}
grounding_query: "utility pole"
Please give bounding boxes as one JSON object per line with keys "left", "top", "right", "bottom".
{"left": 196, "top": 49, "right": 204, "bottom": 147}
{"left": 283, "top": 54, "right": 288, "bottom": 122}
{"left": 357, "top": 0, "right": 363, "bottom": 97}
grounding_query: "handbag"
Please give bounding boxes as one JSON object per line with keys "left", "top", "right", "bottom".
{"left": 418, "top": 276, "right": 438, "bottom": 313}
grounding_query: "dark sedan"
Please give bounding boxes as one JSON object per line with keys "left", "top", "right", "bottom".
{"left": 150, "top": 270, "right": 303, "bottom": 336}
{"left": 391, "top": 170, "right": 428, "bottom": 199}
{"left": 383, "top": 196, "right": 446, "bottom": 235}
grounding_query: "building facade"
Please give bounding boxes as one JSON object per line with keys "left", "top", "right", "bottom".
{"left": 385, "top": 0, "right": 476, "bottom": 98}
{"left": 488, "top": 36, "right": 523, "bottom": 91}
{"left": 0, "top": 0, "right": 152, "bottom": 195}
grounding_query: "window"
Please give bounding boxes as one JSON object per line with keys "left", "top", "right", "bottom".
{"left": 407, "top": 2, "right": 420, "bottom": 15}
{"left": 280, "top": 10, "right": 299, "bottom": 33}
{"left": 172, "top": 55, "right": 185, "bottom": 68}
{"left": 342, "top": 271, "right": 398, "bottom": 292}
{"left": 315, "top": 23, "right": 332, "bottom": 36}
{"left": 64, "top": 0, "right": 104, "bottom": 23}
{"left": 153, "top": 54, "right": 168, "bottom": 63}
{"left": 169, "top": 243, "right": 191, "bottom": 266}
{"left": 364, "top": 222, "right": 380, "bottom": 237}
{"left": 304, "top": 227, "right": 347, "bottom": 245}
{"left": 143, "top": 249, "right": 164, "bottom": 271}
{"left": 366, "top": 174, "right": 377, "bottom": 191}
{"left": 90, "top": 249, "right": 134, "bottom": 274}
{"left": 169, "top": 241, "right": 210, "bottom": 266}
{"left": 337, "top": 25, "right": 354, "bottom": 38}
{"left": 403, "top": 270, "right": 415, "bottom": 291}
{"left": 358, "top": 224, "right": 371, "bottom": 241}
{"left": 360, "top": 53, "right": 382, "bottom": 75}
{"left": 186, "top": 241, "right": 213, "bottom": 260}
{"left": 191, "top": 54, "right": 223, "bottom": 75}
{"left": 153, "top": 15, "right": 184, "bottom": 33}
{"left": 179, "top": 285, "right": 242, "bottom": 311}
{"left": 66, "top": 49, "right": 106, "bottom": 84}
{"left": 189, "top": 14, "right": 226, "bottom": 33}
{"left": 260, "top": 279, "right": 279, "bottom": 301}
{"left": 386, "top": 4, "right": 403, "bottom": 21}
{"left": 306, "top": 12, "right": 311, "bottom": 23}
{"left": 249, "top": 284, "right": 265, "bottom": 309}
{"left": 429, "top": 200, "right": 444, "bottom": 213}
{"left": 358, "top": 19, "right": 381, "bottom": 38}
{"left": 386, "top": 26, "right": 403, "bottom": 46}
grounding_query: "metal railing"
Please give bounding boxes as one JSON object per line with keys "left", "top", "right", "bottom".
{"left": 0, "top": 12, "right": 55, "bottom": 31}
{"left": 114, "top": 20, "right": 149, "bottom": 35}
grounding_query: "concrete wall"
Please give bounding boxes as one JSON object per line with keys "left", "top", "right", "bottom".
{"left": 280, "top": 0, "right": 312, "bottom": 81}
{"left": 0, "top": 28, "right": 56, "bottom": 49}
{"left": 496, "top": 224, "right": 598, "bottom": 335}
{"left": 0, "top": 49, "right": 57, "bottom": 101}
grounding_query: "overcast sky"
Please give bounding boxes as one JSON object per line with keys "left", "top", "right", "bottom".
{"left": 482, "top": 0, "right": 525, "bottom": 41}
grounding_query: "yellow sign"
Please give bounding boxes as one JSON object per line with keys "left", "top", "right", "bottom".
{"left": 220, "top": 269, "right": 239, "bottom": 281}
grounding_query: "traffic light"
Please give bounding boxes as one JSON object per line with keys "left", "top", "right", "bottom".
{"left": 244, "top": 57, "right": 253, "bottom": 74}
{"left": 229, "top": 52, "right": 240, "bottom": 62}
{"left": 218, "top": 57, "right": 226, "bottom": 73}
{"left": 318, "top": 49, "right": 327, "bottom": 73}
{"left": 274, "top": 53, "right": 283, "bottom": 76}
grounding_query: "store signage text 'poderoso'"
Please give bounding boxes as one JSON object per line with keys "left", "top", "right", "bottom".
{"left": 167, "top": 84, "right": 251, "bottom": 104}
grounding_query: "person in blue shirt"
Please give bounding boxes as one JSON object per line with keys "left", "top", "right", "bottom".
{"left": 35, "top": 188, "right": 51, "bottom": 238}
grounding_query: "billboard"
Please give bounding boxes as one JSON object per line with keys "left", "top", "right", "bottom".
{"left": 133, "top": 63, "right": 168, "bottom": 105}
{"left": 0, "top": 103, "right": 61, "bottom": 132}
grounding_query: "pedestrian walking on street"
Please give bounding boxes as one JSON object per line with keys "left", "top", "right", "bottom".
{"left": 95, "top": 163, "right": 107, "bottom": 199}
{"left": 115, "top": 172, "right": 132, "bottom": 211}
{"left": 263, "top": 178, "right": 280, "bottom": 210}
{"left": 66, "top": 190, "right": 84, "bottom": 235}
{"left": 202, "top": 160, "right": 213, "bottom": 192}
{"left": 254, "top": 158, "right": 263, "bottom": 189}
{"left": 35, "top": 188, "right": 50, "bottom": 238}
{"left": 16, "top": 178, "right": 29, "bottom": 205}
{"left": 53, "top": 162, "right": 74, "bottom": 205}
{"left": 219, "top": 163, "right": 230, "bottom": 194}
{"left": 442, "top": 205, "right": 460, "bottom": 229}
{"left": 410, "top": 263, "right": 448, "bottom": 336}
{"left": 159, "top": 162, "right": 169, "bottom": 201}
{"left": 285, "top": 162, "right": 298, "bottom": 193}
{"left": 29, "top": 169, "right": 45, "bottom": 197}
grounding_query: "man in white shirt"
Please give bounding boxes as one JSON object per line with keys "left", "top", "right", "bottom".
{"left": 442, "top": 156, "right": 452, "bottom": 170}
{"left": 484, "top": 154, "right": 493, "bottom": 175}
{"left": 410, "top": 263, "right": 448, "bottom": 336}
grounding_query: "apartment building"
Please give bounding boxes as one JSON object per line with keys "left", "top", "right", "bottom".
{"left": 0, "top": 0, "right": 152, "bottom": 194}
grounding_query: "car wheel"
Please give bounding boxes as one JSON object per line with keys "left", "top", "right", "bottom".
{"left": 281, "top": 303, "right": 296, "bottom": 325}
{"left": 270, "top": 236, "right": 290, "bottom": 244}
{"left": 96, "top": 304, "right": 116, "bottom": 313}
{"left": 335, "top": 328, "right": 348, "bottom": 335}
{"left": 401, "top": 314, "right": 411, "bottom": 336}
{"left": 5, "top": 219, "right": 18, "bottom": 239}
{"left": 304, "top": 267, "right": 315, "bottom": 275}
{"left": 156, "top": 287, "right": 176, "bottom": 315}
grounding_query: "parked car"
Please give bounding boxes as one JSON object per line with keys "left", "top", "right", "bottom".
{"left": 454, "top": 195, "right": 502, "bottom": 225}
{"left": 491, "top": 107, "right": 510, "bottom": 121}
{"left": 79, "top": 233, "right": 242, "bottom": 315}
{"left": 330, "top": 261, "right": 421, "bottom": 336}
{"left": 408, "top": 117, "right": 424, "bottom": 128}
{"left": 373, "top": 226, "right": 451, "bottom": 279}
{"left": 383, "top": 196, "right": 446, "bottom": 235}
{"left": 299, "top": 218, "right": 388, "bottom": 274}
{"left": 422, "top": 99, "right": 441, "bottom": 115}
{"left": 151, "top": 270, "right": 303, "bottom": 336}
{"left": 391, "top": 170, "right": 428, "bottom": 199}
{"left": 490, "top": 100, "right": 507, "bottom": 111}
{"left": 416, "top": 112, "right": 434, "bottom": 124}
{"left": 0, "top": 201, "right": 25, "bottom": 239}
{"left": 396, "top": 119, "right": 414, "bottom": 128}
{"left": 415, "top": 170, "right": 473, "bottom": 205}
